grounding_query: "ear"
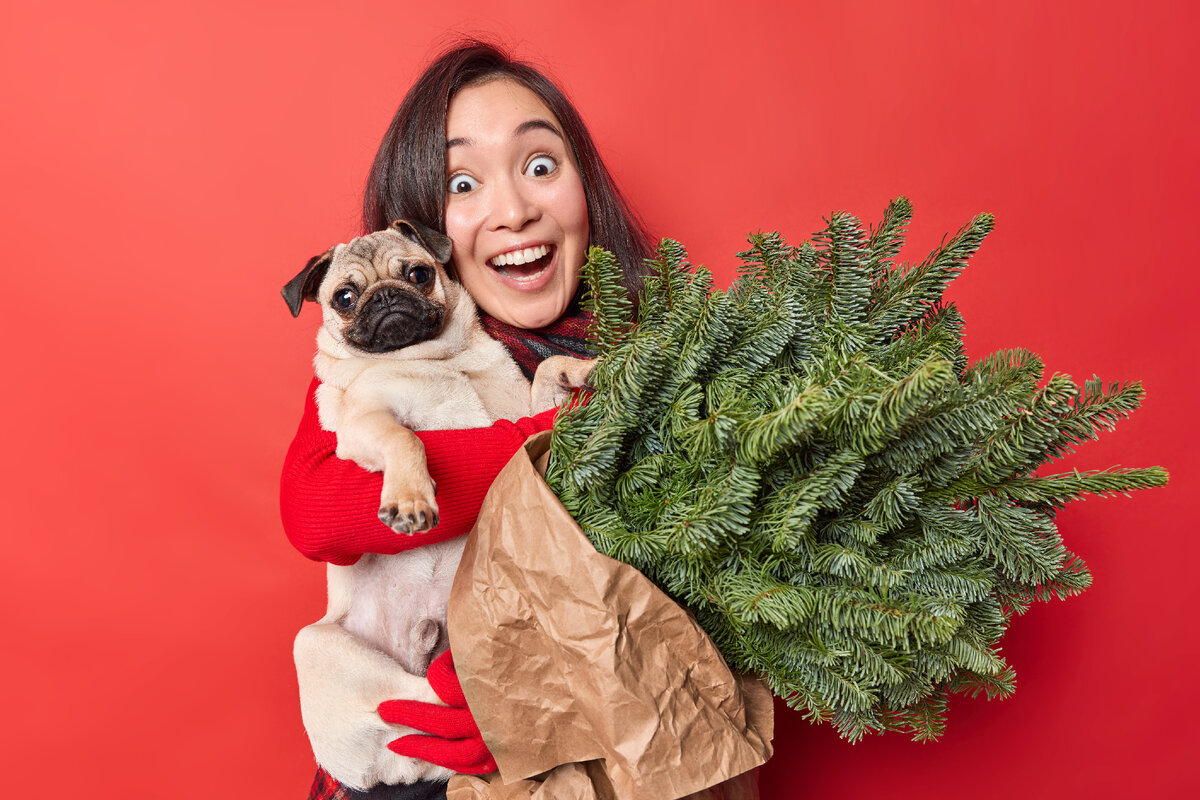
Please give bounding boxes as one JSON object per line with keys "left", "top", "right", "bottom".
{"left": 281, "top": 248, "right": 335, "bottom": 318}
{"left": 390, "top": 219, "right": 454, "bottom": 265}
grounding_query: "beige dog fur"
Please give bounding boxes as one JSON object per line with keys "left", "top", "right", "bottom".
{"left": 285, "top": 221, "right": 591, "bottom": 789}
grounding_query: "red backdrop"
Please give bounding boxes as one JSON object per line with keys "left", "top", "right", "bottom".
{"left": 2, "top": 1, "right": 1196, "bottom": 796}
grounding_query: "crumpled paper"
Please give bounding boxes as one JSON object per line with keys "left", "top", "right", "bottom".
{"left": 445, "top": 432, "right": 774, "bottom": 800}
{"left": 446, "top": 761, "right": 762, "bottom": 800}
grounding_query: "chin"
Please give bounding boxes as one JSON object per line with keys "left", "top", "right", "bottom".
{"left": 487, "top": 289, "right": 570, "bottom": 330}
{"left": 499, "top": 302, "right": 566, "bottom": 330}
{"left": 508, "top": 309, "right": 561, "bottom": 329}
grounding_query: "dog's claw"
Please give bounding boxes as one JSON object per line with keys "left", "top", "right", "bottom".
{"left": 378, "top": 506, "right": 410, "bottom": 534}
{"left": 378, "top": 500, "right": 437, "bottom": 536}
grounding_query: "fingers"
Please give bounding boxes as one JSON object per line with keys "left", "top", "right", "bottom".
{"left": 378, "top": 699, "right": 477, "bottom": 739}
{"left": 426, "top": 651, "right": 467, "bottom": 707}
{"left": 387, "top": 733, "right": 497, "bottom": 775}
{"left": 379, "top": 652, "right": 497, "bottom": 775}
{"left": 429, "top": 648, "right": 456, "bottom": 673}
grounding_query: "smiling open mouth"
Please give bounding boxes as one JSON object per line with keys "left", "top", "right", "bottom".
{"left": 489, "top": 244, "right": 553, "bottom": 282}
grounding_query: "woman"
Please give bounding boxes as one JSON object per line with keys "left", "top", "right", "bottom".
{"left": 281, "top": 40, "right": 655, "bottom": 797}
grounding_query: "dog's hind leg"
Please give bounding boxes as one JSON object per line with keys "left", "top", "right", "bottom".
{"left": 294, "top": 622, "right": 454, "bottom": 789}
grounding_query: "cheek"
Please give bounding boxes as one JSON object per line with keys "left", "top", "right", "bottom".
{"left": 565, "top": 197, "right": 590, "bottom": 282}
{"left": 546, "top": 181, "right": 590, "bottom": 280}
{"left": 443, "top": 207, "right": 471, "bottom": 254}
{"left": 443, "top": 209, "right": 483, "bottom": 279}
{"left": 448, "top": 254, "right": 489, "bottom": 306}
{"left": 557, "top": 178, "right": 590, "bottom": 242}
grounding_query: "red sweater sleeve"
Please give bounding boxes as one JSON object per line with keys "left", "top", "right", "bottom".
{"left": 281, "top": 377, "right": 556, "bottom": 566}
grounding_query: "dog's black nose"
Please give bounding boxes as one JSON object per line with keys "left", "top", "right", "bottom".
{"left": 346, "top": 287, "right": 443, "bottom": 353}
{"left": 370, "top": 286, "right": 407, "bottom": 308}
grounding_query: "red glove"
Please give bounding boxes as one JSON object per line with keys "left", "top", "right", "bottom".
{"left": 379, "top": 650, "right": 497, "bottom": 775}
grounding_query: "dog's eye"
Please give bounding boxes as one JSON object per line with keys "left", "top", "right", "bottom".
{"left": 447, "top": 173, "right": 479, "bottom": 194}
{"left": 332, "top": 287, "right": 359, "bottom": 311}
{"left": 407, "top": 266, "right": 433, "bottom": 285}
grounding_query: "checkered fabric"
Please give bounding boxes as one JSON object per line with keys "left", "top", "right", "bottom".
{"left": 307, "top": 767, "right": 448, "bottom": 800}
{"left": 478, "top": 305, "right": 594, "bottom": 380}
{"left": 307, "top": 767, "right": 348, "bottom": 800}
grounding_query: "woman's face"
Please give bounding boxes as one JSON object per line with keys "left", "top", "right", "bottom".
{"left": 443, "top": 78, "right": 589, "bottom": 329}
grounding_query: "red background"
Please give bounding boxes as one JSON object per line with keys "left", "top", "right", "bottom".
{"left": 2, "top": 1, "right": 1196, "bottom": 796}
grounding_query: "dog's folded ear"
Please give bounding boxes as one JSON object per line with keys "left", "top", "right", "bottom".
{"left": 282, "top": 248, "right": 335, "bottom": 318}
{"left": 391, "top": 219, "right": 454, "bottom": 265}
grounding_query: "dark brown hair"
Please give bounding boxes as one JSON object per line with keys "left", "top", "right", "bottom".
{"left": 363, "top": 39, "right": 654, "bottom": 309}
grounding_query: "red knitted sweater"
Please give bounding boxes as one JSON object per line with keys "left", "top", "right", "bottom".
{"left": 280, "top": 377, "right": 558, "bottom": 565}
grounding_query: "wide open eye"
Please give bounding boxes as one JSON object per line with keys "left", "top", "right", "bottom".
{"left": 332, "top": 286, "right": 359, "bottom": 311}
{"left": 525, "top": 155, "right": 558, "bottom": 178}
{"left": 448, "top": 173, "right": 479, "bottom": 194}
{"left": 407, "top": 265, "right": 433, "bottom": 285}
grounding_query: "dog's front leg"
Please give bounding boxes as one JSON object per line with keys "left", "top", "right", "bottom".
{"left": 530, "top": 355, "right": 596, "bottom": 413}
{"left": 336, "top": 408, "right": 438, "bottom": 535}
{"left": 294, "top": 622, "right": 454, "bottom": 789}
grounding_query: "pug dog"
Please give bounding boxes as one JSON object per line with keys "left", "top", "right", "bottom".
{"left": 282, "top": 219, "right": 592, "bottom": 790}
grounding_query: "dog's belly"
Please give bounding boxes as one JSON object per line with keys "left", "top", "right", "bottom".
{"left": 339, "top": 536, "right": 468, "bottom": 677}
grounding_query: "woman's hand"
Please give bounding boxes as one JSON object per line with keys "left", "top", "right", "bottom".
{"left": 378, "top": 650, "right": 498, "bottom": 775}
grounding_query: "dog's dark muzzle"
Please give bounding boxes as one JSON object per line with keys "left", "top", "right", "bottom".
{"left": 345, "top": 287, "right": 445, "bottom": 353}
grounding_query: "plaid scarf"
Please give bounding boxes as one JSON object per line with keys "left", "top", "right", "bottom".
{"left": 478, "top": 304, "right": 594, "bottom": 379}
{"left": 307, "top": 768, "right": 447, "bottom": 800}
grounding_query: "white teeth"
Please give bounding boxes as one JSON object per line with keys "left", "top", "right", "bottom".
{"left": 491, "top": 244, "right": 550, "bottom": 267}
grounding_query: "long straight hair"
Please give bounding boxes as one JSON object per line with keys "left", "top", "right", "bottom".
{"left": 363, "top": 40, "right": 655, "bottom": 310}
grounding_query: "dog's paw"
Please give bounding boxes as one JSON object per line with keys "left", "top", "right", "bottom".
{"left": 378, "top": 501, "right": 440, "bottom": 535}
{"left": 552, "top": 355, "right": 597, "bottom": 390}
{"left": 378, "top": 470, "right": 439, "bottom": 535}
{"left": 531, "top": 355, "right": 597, "bottom": 412}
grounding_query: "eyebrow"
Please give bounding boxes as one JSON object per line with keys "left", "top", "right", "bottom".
{"left": 446, "top": 118, "right": 565, "bottom": 150}
{"left": 514, "top": 119, "right": 564, "bottom": 140}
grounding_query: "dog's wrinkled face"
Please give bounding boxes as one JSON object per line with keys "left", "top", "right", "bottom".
{"left": 318, "top": 232, "right": 455, "bottom": 354}
{"left": 283, "top": 220, "right": 459, "bottom": 354}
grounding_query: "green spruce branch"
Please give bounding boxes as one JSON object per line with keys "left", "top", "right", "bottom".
{"left": 545, "top": 198, "right": 1168, "bottom": 742}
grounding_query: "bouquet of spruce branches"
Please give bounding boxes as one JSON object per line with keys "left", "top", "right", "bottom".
{"left": 544, "top": 197, "right": 1167, "bottom": 742}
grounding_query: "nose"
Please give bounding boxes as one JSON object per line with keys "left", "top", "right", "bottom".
{"left": 487, "top": 174, "right": 541, "bottom": 232}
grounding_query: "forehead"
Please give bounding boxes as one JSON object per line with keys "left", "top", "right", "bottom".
{"left": 344, "top": 231, "right": 425, "bottom": 261}
{"left": 334, "top": 232, "right": 431, "bottom": 276}
{"left": 445, "top": 78, "right": 562, "bottom": 142}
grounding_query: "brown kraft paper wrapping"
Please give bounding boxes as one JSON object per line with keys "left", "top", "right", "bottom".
{"left": 445, "top": 432, "right": 774, "bottom": 800}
